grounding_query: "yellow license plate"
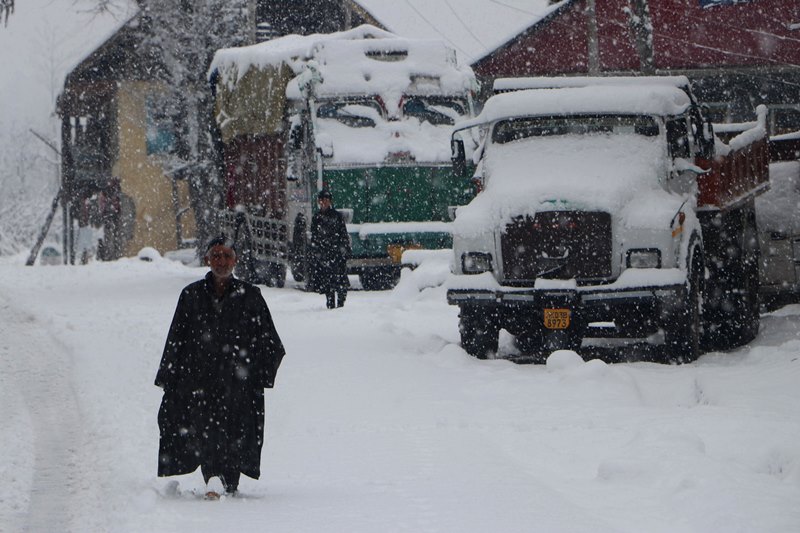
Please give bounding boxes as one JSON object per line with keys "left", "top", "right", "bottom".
{"left": 387, "top": 243, "right": 421, "bottom": 264}
{"left": 543, "top": 308, "right": 571, "bottom": 329}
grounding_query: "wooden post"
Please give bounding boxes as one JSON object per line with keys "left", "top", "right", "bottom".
{"left": 586, "top": 0, "right": 599, "bottom": 75}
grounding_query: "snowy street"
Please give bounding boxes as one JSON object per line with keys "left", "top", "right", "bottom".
{"left": 1, "top": 255, "right": 799, "bottom": 532}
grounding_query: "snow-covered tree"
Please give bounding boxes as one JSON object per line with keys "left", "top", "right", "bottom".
{"left": 137, "top": 0, "right": 251, "bottom": 249}
{"left": 0, "top": 130, "right": 61, "bottom": 256}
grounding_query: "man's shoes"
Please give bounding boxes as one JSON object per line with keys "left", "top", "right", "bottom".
{"left": 220, "top": 475, "right": 238, "bottom": 495}
{"left": 204, "top": 476, "right": 224, "bottom": 500}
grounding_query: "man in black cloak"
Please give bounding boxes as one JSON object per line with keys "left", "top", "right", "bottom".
{"left": 155, "top": 236, "right": 285, "bottom": 497}
{"left": 310, "top": 189, "right": 351, "bottom": 309}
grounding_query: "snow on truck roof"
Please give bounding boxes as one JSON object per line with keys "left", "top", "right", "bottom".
{"left": 492, "top": 75, "right": 692, "bottom": 93}
{"left": 457, "top": 85, "right": 692, "bottom": 131}
{"left": 210, "top": 24, "right": 475, "bottom": 100}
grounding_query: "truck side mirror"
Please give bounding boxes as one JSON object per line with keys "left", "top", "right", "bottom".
{"left": 451, "top": 138, "right": 467, "bottom": 178}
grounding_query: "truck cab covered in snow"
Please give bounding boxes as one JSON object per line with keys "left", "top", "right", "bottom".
{"left": 210, "top": 25, "right": 477, "bottom": 289}
{"left": 447, "top": 76, "right": 769, "bottom": 362}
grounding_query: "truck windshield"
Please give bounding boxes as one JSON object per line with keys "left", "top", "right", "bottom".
{"left": 492, "top": 115, "right": 659, "bottom": 144}
{"left": 317, "top": 99, "right": 383, "bottom": 128}
{"left": 403, "top": 97, "right": 466, "bottom": 126}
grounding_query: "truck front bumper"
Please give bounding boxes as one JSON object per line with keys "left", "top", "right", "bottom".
{"left": 447, "top": 270, "right": 687, "bottom": 337}
{"left": 447, "top": 284, "right": 684, "bottom": 307}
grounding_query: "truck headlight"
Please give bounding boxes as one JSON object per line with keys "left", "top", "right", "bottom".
{"left": 626, "top": 248, "right": 661, "bottom": 268}
{"left": 462, "top": 252, "right": 493, "bottom": 274}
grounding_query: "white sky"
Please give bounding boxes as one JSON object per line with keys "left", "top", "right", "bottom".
{"left": 0, "top": 0, "right": 134, "bottom": 134}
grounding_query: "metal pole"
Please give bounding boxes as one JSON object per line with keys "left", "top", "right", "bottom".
{"left": 248, "top": 0, "right": 257, "bottom": 44}
{"left": 25, "top": 190, "right": 62, "bottom": 266}
{"left": 586, "top": 0, "right": 599, "bottom": 75}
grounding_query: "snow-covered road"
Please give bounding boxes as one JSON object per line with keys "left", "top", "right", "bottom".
{"left": 1, "top": 255, "right": 799, "bottom": 532}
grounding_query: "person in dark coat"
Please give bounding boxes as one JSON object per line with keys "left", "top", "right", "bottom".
{"left": 155, "top": 236, "right": 285, "bottom": 498}
{"left": 310, "top": 189, "right": 351, "bottom": 309}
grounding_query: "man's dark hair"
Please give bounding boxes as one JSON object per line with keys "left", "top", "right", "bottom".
{"left": 317, "top": 189, "right": 333, "bottom": 200}
{"left": 205, "top": 235, "right": 236, "bottom": 254}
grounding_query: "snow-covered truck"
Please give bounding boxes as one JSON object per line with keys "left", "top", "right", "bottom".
{"left": 209, "top": 26, "right": 477, "bottom": 289}
{"left": 446, "top": 76, "right": 769, "bottom": 362}
{"left": 758, "top": 131, "right": 800, "bottom": 309}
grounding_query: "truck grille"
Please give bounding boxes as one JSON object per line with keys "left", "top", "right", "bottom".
{"left": 501, "top": 211, "right": 612, "bottom": 284}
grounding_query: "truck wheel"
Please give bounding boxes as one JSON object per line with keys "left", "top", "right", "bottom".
{"left": 248, "top": 261, "right": 285, "bottom": 287}
{"left": 459, "top": 306, "right": 499, "bottom": 359}
{"left": 359, "top": 266, "right": 399, "bottom": 291}
{"left": 704, "top": 211, "right": 760, "bottom": 349}
{"left": 264, "top": 262, "right": 286, "bottom": 288}
{"left": 290, "top": 257, "right": 306, "bottom": 283}
{"left": 233, "top": 220, "right": 258, "bottom": 283}
{"left": 515, "top": 331, "right": 549, "bottom": 363}
{"left": 664, "top": 255, "right": 703, "bottom": 363}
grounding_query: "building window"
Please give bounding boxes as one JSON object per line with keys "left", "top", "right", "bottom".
{"left": 145, "top": 94, "right": 176, "bottom": 156}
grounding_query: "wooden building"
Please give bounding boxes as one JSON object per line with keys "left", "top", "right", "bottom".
{"left": 472, "top": 0, "right": 800, "bottom": 131}
{"left": 58, "top": 1, "right": 382, "bottom": 261}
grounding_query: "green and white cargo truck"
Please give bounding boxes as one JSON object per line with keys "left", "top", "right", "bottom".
{"left": 210, "top": 25, "right": 477, "bottom": 289}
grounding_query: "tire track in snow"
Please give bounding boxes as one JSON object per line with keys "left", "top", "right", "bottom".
{"left": 0, "top": 296, "right": 85, "bottom": 532}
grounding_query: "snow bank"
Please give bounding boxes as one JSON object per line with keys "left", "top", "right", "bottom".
{"left": 315, "top": 117, "right": 457, "bottom": 164}
{"left": 211, "top": 25, "right": 474, "bottom": 101}
{"left": 2, "top": 260, "right": 799, "bottom": 532}
{"left": 756, "top": 161, "right": 800, "bottom": 234}
{"left": 212, "top": 25, "right": 475, "bottom": 165}
{"left": 493, "top": 75, "right": 692, "bottom": 93}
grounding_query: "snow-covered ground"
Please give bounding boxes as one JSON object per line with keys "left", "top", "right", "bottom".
{"left": 1, "top": 253, "right": 799, "bottom": 532}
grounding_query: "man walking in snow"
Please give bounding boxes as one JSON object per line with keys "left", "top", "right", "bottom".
{"left": 155, "top": 236, "right": 285, "bottom": 498}
{"left": 310, "top": 189, "right": 351, "bottom": 308}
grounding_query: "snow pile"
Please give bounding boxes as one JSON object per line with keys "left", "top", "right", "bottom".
{"left": 492, "top": 75, "right": 693, "bottom": 93}
{"left": 211, "top": 25, "right": 474, "bottom": 102}
{"left": 211, "top": 25, "right": 475, "bottom": 166}
{"left": 458, "top": 85, "right": 691, "bottom": 131}
{"left": 314, "top": 112, "right": 460, "bottom": 164}
{"left": 757, "top": 161, "right": 800, "bottom": 234}
{"left": 391, "top": 249, "right": 453, "bottom": 297}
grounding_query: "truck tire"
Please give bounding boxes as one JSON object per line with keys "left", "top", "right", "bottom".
{"left": 260, "top": 262, "right": 286, "bottom": 288}
{"left": 515, "top": 329, "right": 581, "bottom": 363}
{"left": 664, "top": 255, "right": 703, "bottom": 363}
{"left": 703, "top": 208, "right": 760, "bottom": 350}
{"left": 359, "top": 266, "right": 399, "bottom": 291}
{"left": 459, "top": 306, "right": 499, "bottom": 359}
{"left": 233, "top": 218, "right": 258, "bottom": 284}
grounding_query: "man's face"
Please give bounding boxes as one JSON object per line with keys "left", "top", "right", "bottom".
{"left": 205, "top": 244, "right": 237, "bottom": 279}
{"left": 318, "top": 197, "right": 332, "bottom": 211}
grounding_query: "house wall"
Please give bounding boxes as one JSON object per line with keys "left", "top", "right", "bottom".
{"left": 114, "top": 81, "right": 197, "bottom": 256}
{"left": 473, "top": 0, "right": 800, "bottom": 78}
{"left": 475, "top": 0, "right": 800, "bottom": 76}
{"left": 473, "top": 0, "right": 800, "bottom": 127}
{"left": 648, "top": 0, "right": 800, "bottom": 69}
